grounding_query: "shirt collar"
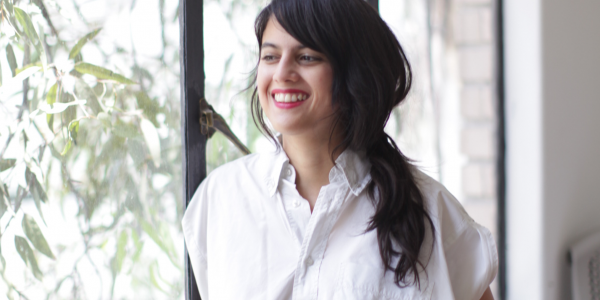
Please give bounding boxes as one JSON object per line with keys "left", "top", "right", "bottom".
{"left": 264, "top": 137, "right": 371, "bottom": 197}
{"left": 264, "top": 148, "right": 291, "bottom": 197}
{"left": 331, "top": 149, "right": 372, "bottom": 196}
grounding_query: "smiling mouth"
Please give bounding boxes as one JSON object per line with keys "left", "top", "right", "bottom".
{"left": 272, "top": 92, "right": 309, "bottom": 103}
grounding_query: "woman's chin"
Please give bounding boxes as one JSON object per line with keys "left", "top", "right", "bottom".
{"left": 271, "top": 124, "right": 304, "bottom": 136}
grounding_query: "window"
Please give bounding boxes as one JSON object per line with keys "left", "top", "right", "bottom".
{"left": 0, "top": 0, "right": 183, "bottom": 298}
{"left": 0, "top": 0, "right": 504, "bottom": 298}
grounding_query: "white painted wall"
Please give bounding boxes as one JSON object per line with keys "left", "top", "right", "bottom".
{"left": 504, "top": 0, "right": 543, "bottom": 299}
{"left": 505, "top": 0, "right": 600, "bottom": 299}
{"left": 542, "top": 0, "right": 600, "bottom": 299}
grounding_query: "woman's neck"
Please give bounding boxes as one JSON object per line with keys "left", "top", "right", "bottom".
{"left": 282, "top": 133, "right": 342, "bottom": 212}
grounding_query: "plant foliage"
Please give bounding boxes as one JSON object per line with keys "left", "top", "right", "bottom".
{"left": 0, "top": 0, "right": 184, "bottom": 298}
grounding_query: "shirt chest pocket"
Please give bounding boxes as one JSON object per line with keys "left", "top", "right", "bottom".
{"left": 333, "top": 262, "right": 434, "bottom": 300}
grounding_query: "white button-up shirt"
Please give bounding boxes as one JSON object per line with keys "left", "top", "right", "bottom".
{"left": 182, "top": 149, "right": 498, "bottom": 300}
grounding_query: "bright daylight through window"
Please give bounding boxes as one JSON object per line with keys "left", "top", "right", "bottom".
{"left": 0, "top": 0, "right": 500, "bottom": 298}
{"left": 1, "top": 0, "right": 183, "bottom": 298}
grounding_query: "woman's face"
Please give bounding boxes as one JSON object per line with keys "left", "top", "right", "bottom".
{"left": 257, "top": 17, "right": 336, "bottom": 139}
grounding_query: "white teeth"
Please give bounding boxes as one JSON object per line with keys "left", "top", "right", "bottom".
{"left": 273, "top": 93, "right": 309, "bottom": 102}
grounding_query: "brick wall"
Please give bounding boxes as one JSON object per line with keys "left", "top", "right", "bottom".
{"left": 452, "top": 0, "right": 499, "bottom": 295}
{"left": 453, "top": 0, "right": 497, "bottom": 232}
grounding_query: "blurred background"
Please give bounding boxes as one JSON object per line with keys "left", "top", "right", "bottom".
{"left": 0, "top": 0, "right": 598, "bottom": 299}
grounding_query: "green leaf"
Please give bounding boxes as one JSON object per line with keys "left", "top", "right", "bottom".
{"left": 25, "top": 167, "right": 47, "bottom": 224}
{"left": 69, "top": 28, "right": 102, "bottom": 60}
{"left": 14, "top": 185, "right": 25, "bottom": 212}
{"left": 13, "top": 7, "right": 38, "bottom": 40}
{"left": 74, "top": 62, "right": 137, "bottom": 84}
{"left": 3, "top": 0, "right": 14, "bottom": 14}
{"left": 130, "top": 229, "right": 144, "bottom": 263}
{"left": 0, "top": 189, "right": 7, "bottom": 220}
{"left": 149, "top": 261, "right": 166, "bottom": 293}
{"left": 0, "top": 159, "right": 16, "bottom": 171}
{"left": 135, "top": 92, "right": 159, "bottom": 126}
{"left": 38, "top": 99, "right": 86, "bottom": 114}
{"left": 0, "top": 241, "right": 5, "bottom": 273}
{"left": 61, "top": 92, "right": 77, "bottom": 126}
{"left": 2, "top": 1, "right": 22, "bottom": 39}
{"left": 60, "top": 140, "right": 72, "bottom": 156}
{"left": 140, "top": 118, "right": 161, "bottom": 167}
{"left": 6, "top": 44, "right": 17, "bottom": 77}
{"left": 68, "top": 120, "right": 80, "bottom": 145}
{"left": 12, "top": 65, "right": 41, "bottom": 81}
{"left": 115, "top": 230, "right": 128, "bottom": 273}
{"left": 22, "top": 214, "right": 54, "bottom": 260}
{"left": 16, "top": 62, "right": 43, "bottom": 75}
{"left": 112, "top": 121, "right": 139, "bottom": 138}
{"left": 13, "top": 7, "right": 47, "bottom": 70}
{"left": 0, "top": 60, "right": 3, "bottom": 87}
{"left": 14, "top": 235, "right": 43, "bottom": 280}
{"left": 58, "top": 123, "right": 76, "bottom": 160}
{"left": 46, "top": 83, "right": 58, "bottom": 128}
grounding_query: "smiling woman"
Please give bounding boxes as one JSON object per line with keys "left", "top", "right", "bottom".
{"left": 256, "top": 18, "right": 337, "bottom": 169}
{"left": 182, "top": 0, "right": 498, "bottom": 299}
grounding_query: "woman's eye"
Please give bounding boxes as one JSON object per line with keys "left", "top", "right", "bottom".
{"left": 261, "top": 55, "right": 277, "bottom": 61}
{"left": 300, "top": 55, "right": 319, "bottom": 62}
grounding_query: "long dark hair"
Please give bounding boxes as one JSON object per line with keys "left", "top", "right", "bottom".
{"left": 250, "top": 0, "right": 435, "bottom": 288}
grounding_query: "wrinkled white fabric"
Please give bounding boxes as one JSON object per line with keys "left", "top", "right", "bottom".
{"left": 182, "top": 149, "right": 498, "bottom": 300}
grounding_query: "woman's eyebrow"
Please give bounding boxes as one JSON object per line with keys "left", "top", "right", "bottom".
{"left": 261, "top": 43, "right": 307, "bottom": 50}
{"left": 262, "top": 42, "right": 279, "bottom": 49}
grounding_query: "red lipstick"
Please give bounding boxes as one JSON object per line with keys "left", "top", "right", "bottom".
{"left": 271, "top": 89, "right": 309, "bottom": 109}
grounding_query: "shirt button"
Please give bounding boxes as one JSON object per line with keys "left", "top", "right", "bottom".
{"left": 286, "top": 168, "right": 292, "bottom": 177}
{"left": 305, "top": 257, "right": 314, "bottom": 267}
{"left": 292, "top": 200, "right": 300, "bottom": 207}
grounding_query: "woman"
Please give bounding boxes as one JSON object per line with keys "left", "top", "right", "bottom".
{"left": 182, "top": 0, "right": 498, "bottom": 299}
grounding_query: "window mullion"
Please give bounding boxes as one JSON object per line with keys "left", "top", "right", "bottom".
{"left": 180, "top": 0, "right": 205, "bottom": 298}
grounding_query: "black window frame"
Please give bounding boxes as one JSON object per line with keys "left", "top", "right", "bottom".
{"left": 496, "top": 0, "right": 507, "bottom": 299}
{"left": 179, "top": 0, "right": 506, "bottom": 298}
{"left": 179, "top": 0, "right": 204, "bottom": 298}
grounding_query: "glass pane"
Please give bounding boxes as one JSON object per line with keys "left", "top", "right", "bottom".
{"left": 0, "top": 0, "right": 183, "bottom": 298}
{"left": 380, "top": 0, "right": 499, "bottom": 296}
{"left": 380, "top": 0, "right": 441, "bottom": 178}
{"left": 203, "top": 0, "right": 267, "bottom": 172}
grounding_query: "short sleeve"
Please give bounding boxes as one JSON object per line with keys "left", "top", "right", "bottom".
{"left": 182, "top": 179, "right": 210, "bottom": 299}
{"left": 444, "top": 219, "right": 498, "bottom": 300}
{"left": 416, "top": 168, "right": 499, "bottom": 300}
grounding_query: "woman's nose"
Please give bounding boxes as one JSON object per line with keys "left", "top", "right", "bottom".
{"left": 273, "top": 55, "right": 298, "bottom": 83}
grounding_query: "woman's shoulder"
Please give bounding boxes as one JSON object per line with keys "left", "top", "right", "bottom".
{"left": 185, "top": 151, "right": 280, "bottom": 218}
{"left": 204, "top": 151, "right": 277, "bottom": 184}
{"left": 411, "top": 167, "right": 498, "bottom": 298}
{"left": 410, "top": 167, "right": 477, "bottom": 248}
